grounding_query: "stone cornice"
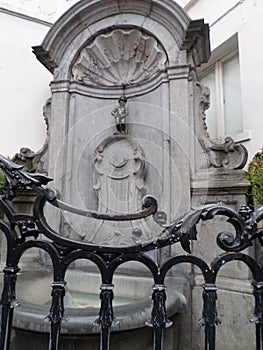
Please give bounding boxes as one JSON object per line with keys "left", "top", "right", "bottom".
{"left": 181, "top": 19, "right": 210, "bottom": 67}
{"left": 50, "top": 65, "right": 191, "bottom": 98}
{"left": 32, "top": 0, "right": 192, "bottom": 73}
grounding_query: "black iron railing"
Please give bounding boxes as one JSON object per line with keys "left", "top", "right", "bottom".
{"left": 0, "top": 154, "right": 262, "bottom": 350}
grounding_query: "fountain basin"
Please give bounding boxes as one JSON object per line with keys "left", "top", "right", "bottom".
{"left": 11, "top": 268, "right": 188, "bottom": 334}
{"left": 4, "top": 268, "right": 189, "bottom": 350}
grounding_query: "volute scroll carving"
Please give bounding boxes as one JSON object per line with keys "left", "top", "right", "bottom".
{"left": 11, "top": 98, "right": 51, "bottom": 174}
{"left": 194, "top": 82, "right": 247, "bottom": 170}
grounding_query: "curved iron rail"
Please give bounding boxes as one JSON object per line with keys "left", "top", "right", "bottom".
{"left": 0, "top": 155, "right": 263, "bottom": 350}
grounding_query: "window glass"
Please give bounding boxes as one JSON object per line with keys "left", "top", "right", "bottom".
{"left": 199, "top": 51, "right": 242, "bottom": 139}
{"left": 200, "top": 70, "right": 217, "bottom": 139}
{"left": 222, "top": 54, "right": 243, "bottom": 135}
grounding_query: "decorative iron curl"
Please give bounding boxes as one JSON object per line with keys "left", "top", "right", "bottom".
{"left": 213, "top": 204, "right": 263, "bottom": 252}
{"left": 1, "top": 154, "right": 263, "bottom": 254}
{"left": 34, "top": 188, "right": 263, "bottom": 254}
{"left": 16, "top": 219, "right": 40, "bottom": 243}
{"left": 250, "top": 206, "right": 263, "bottom": 247}
{"left": 47, "top": 191, "right": 158, "bottom": 222}
{"left": 162, "top": 202, "right": 263, "bottom": 253}
{"left": 0, "top": 155, "right": 52, "bottom": 199}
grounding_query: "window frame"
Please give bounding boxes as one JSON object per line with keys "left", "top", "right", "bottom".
{"left": 197, "top": 35, "right": 250, "bottom": 142}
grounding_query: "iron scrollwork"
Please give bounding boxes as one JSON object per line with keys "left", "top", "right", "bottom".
{"left": 0, "top": 154, "right": 263, "bottom": 350}
{"left": 0, "top": 154, "right": 52, "bottom": 200}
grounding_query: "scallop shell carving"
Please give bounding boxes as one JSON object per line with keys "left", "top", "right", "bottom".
{"left": 72, "top": 29, "right": 167, "bottom": 87}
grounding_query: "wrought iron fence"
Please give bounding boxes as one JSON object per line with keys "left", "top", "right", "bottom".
{"left": 0, "top": 154, "right": 262, "bottom": 350}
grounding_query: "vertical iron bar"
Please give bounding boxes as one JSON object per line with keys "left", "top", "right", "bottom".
{"left": 198, "top": 284, "right": 220, "bottom": 350}
{"left": 100, "top": 326, "right": 111, "bottom": 350}
{"left": 204, "top": 325, "right": 216, "bottom": 350}
{"left": 256, "top": 324, "right": 263, "bottom": 350}
{"left": 48, "top": 281, "right": 66, "bottom": 350}
{"left": 153, "top": 327, "right": 163, "bottom": 350}
{"left": 93, "top": 284, "right": 119, "bottom": 350}
{"left": 99, "top": 284, "right": 116, "bottom": 350}
{"left": 0, "top": 266, "right": 20, "bottom": 350}
{"left": 146, "top": 284, "right": 172, "bottom": 350}
{"left": 250, "top": 282, "right": 263, "bottom": 350}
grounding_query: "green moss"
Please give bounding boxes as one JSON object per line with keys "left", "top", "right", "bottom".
{"left": 245, "top": 148, "right": 263, "bottom": 207}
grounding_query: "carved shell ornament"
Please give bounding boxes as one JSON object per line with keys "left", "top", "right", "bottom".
{"left": 72, "top": 29, "right": 167, "bottom": 86}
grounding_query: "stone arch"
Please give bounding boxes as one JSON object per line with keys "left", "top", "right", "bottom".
{"left": 33, "top": 0, "right": 208, "bottom": 81}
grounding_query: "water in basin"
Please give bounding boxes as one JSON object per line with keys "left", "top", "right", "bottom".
{"left": 60, "top": 290, "right": 140, "bottom": 308}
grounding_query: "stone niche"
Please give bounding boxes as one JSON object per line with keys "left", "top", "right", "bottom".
{"left": 33, "top": 0, "right": 212, "bottom": 243}
{"left": 32, "top": 0, "right": 248, "bottom": 248}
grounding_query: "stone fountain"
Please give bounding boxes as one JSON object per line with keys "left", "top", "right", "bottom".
{"left": 1, "top": 1, "right": 250, "bottom": 349}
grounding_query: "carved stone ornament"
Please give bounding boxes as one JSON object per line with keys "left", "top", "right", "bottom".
{"left": 90, "top": 134, "right": 151, "bottom": 245}
{"left": 62, "top": 134, "right": 155, "bottom": 246}
{"left": 12, "top": 148, "right": 37, "bottom": 173}
{"left": 194, "top": 81, "right": 247, "bottom": 170}
{"left": 71, "top": 28, "right": 167, "bottom": 87}
{"left": 209, "top": 136, "right": 248, "bottom": 170}
{"left": 11, "top": 98, "right": 51, "bottom": 174}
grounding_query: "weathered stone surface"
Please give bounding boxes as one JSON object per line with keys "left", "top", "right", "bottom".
{"left": 193, "top": 81, "right": 248, "bottom": 171}
{"left": 191, "top": 285, "right": 255, "bottom": 350}
{"left": 72, "top": 28, "right": 167, "bottom": 87}
{"left": 25, "top": 0, "right": 252, "bottom": 349}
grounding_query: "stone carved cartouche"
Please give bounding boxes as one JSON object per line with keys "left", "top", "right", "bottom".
{"left": 90, "top": 134, "right": 152, "bottom": 246}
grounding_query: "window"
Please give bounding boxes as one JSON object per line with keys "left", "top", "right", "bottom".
{"left": 198, "top": 36, "right": 245, "bottom": 141}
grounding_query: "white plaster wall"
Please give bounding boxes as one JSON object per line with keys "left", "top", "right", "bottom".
{"left": 0, "top": 0, "right": 79, "bottom": 157}
{"left": 182, "top": 0, "right": 241, "bottom": 25}
{"left": 0, "top": 12, "right": 51, "bottom": 157}
{"left": 0, "top": 0, "right": 79, "bottom": 22}
{"left": 238, "top": 1, "right": 263, "bottom": 161}
{"left": 0, "top": 0, "right": 262, "bottom": 162}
